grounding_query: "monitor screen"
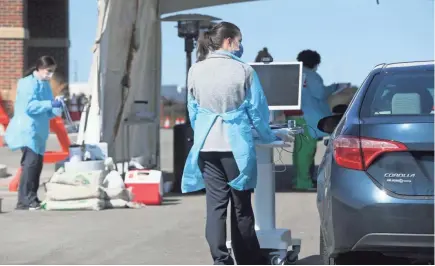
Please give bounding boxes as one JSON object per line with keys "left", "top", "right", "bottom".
{"left": 249, "top": 62, "right": 302, "bottom": 110}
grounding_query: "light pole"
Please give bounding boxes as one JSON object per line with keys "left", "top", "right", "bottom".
{"left": 161, "top": 14, "right": 221, "bottom": 193}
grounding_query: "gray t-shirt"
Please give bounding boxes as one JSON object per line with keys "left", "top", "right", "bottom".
{"left": 188, "top": 52, "right": 254, "bottom": 152}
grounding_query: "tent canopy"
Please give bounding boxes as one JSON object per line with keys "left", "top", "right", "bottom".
{"left": 159, "top": 0, "right": 260, "bottom": 14}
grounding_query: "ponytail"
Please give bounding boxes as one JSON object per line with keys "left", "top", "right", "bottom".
{"left": 23, "top": 66, "right": 36, "bottom": 77}
{"left": 196, "top": 31, "right": 211, "bottom": 62}
{"left": 195, "top": 22, "right": 241, "bottom": 62}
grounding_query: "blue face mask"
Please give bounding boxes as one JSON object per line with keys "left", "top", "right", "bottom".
{"left": 232, "top": 43, "right": 244, "bottom": 58}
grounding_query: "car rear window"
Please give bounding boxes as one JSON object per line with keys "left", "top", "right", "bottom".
{"left": 361, "top": 69, "right": 434, "bottom": 117}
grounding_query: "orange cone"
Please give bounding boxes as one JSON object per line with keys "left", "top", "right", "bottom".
{"left": 0, "top": 115, "right": 8, "bottom": 147}
{"left": 163, "top": 117, "right": 170, "bottom": 129}
{"left": 8, "top": 167, "right": 21, "bottom": 192}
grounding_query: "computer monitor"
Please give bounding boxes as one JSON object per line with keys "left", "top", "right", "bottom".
{"left": 249, "top": 62, "right": 302, "bottom": 111}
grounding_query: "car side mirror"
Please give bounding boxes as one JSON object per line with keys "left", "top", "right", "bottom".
{"left": 317, "top": 114, "right": 343, "bottom": 134}
{"left": 332, "top": 104, "right": 348, "bottom": 114}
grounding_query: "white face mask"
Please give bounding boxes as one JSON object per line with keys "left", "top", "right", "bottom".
{"left": 44, "top": 72, "right": 54, "bottom": 80}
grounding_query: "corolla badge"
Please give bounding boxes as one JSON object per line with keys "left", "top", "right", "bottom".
{"left": 385, "top": 173, "right": 416, "bottom": 184}
{"left": 384, "top": 173, "right": 416, "bottom": 178}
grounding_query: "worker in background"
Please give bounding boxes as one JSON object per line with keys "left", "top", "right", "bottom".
{"left": 286, "top": 50, "right": 338, "bottom": 190}
{"left": 182, "top": 22, "right": 281, "bottom": 265}
{"left": 5, "top": 55, "right": 63, "bottom": 210}
{"left": 255, "top": 47, "right": 274, "bottom": 63}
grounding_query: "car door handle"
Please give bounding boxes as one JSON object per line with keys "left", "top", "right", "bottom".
{"left": 324, "top": 139, "right": 329, "bottom": 146}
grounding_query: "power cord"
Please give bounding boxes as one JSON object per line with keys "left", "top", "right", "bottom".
{"left": 271, "top": 125, "right": 319, "bottom": 173}
{"left": 302, "top": 124, "right": 320, "bottom": 140}
{"left": 58, "top": 97, "right": 78, "bottom": 132}
{"left": 273, "top": 147, "right": 287, "bottom": 173}
{"left": 270, "top": 121, "right": 325, "bottom": 173}
{"left": 272, "top": 135, "right": 302, "bottom": 173}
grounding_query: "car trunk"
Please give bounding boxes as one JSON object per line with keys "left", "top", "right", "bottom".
{"left": 360, "top": 116, "right": 434, "bottom": 197}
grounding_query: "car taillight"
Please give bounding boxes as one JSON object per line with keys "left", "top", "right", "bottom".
{"left": 333, "top": 136, "right": 408, "bottom": 170}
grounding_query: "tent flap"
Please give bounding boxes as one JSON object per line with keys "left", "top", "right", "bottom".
{"left": 111, "top": 0, "right": 161, "bottom": 167}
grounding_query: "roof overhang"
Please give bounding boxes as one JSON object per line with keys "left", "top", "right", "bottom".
{"left": 159, "top": 0, "right": 262, "bottom": 15}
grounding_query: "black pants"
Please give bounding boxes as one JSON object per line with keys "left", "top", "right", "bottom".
{"left": 17, "top": 147, "right": 43, "bottom": 208}
{"left": 199, "top": 152, "right": 265, "bottom": 265}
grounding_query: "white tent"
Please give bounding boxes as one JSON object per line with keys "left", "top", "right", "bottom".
{"left": 78, "top": 0, "right": 260, "bottom": 167}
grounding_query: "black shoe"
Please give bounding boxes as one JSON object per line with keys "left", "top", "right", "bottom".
{"left": 29, "top": 202, "right": 41, "bottom": 211}
{"left": 15, "top": 205, "right": 29, "bottom": 211}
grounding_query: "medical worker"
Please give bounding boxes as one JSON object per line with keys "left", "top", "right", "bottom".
{"left": 182, "top": 22, "right": 280, "bottom": 265}
{"left": 5, "top": 55, "right": 63, "bottom": 210}
{"left": 288, "top": 50, "right": 338, "bottom": 190}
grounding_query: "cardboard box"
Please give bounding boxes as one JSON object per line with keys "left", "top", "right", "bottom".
{"left": 328, "top": 87, "right": 358, "bottom": 111}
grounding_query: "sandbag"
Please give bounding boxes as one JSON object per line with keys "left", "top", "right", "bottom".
{"left": 49, "top": 170, "right": 106, "bottom": 187}
{"left": 103, "top": 187, "right": 133, "bottom": 201}
{"left": 45, "top": 183, "right": 105, "bottom": 201}
{"left": 43, "top": 198, "right": 106, "bottom": 211}
{"left": 105, "top": 199, "right": 145, "bottom": 209}
{"left": 103, "top": 170, "right": 125, "bottom": 189}
{"left": 105, "top": 199, "right": 129, "bottom": 209}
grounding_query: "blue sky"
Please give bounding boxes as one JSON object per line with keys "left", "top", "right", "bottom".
{"left": 69, "top": 0, "right": 434, "bottom": 86}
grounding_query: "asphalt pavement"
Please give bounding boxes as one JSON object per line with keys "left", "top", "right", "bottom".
{"left": 0, "top": 129, "right": 325, "bottom": 264}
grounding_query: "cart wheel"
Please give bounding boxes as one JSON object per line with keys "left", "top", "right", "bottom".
{"left": 270, "top": 255, "right": 298, "bottom": 265}
{"left": 281, "top": 256, "right": 298, "bottom": 265}
{"left": 270, "top": 255, "right": 282, "bottom": 265}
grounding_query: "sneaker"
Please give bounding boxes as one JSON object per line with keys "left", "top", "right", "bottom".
{"left": 15, "top": 205, "right": 29, "bottom": 211}
{"left": 29, "top": 202, "right": 41, "bottom": 211}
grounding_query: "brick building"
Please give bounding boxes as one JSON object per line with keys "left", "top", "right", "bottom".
{"left": 0, "top": 0, "right": 69, "bottom": 113}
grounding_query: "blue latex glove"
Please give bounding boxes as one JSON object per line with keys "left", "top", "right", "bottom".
{"left": 51, "top": 99, "right": 63, "bottom": 108}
